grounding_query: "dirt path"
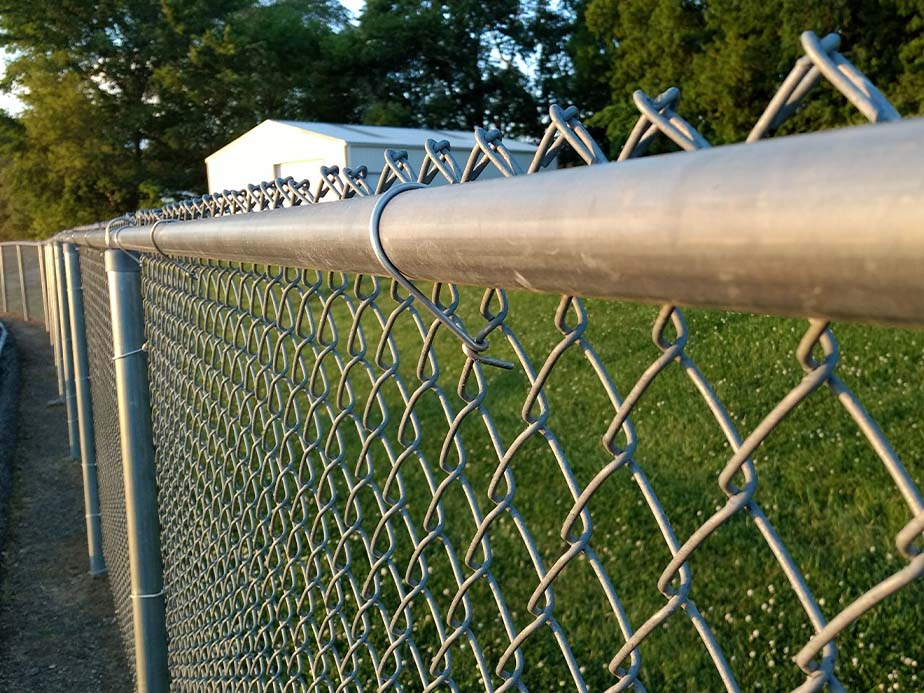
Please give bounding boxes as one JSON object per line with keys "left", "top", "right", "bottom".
{"left": 0, "top": 320, "right": 131, "bottom": 692}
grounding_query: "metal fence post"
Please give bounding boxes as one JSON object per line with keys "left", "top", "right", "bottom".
{"left": 105, "top": 249, "right": 169, "bottom": 692}
{"left": 63, "top": 243, "right": 106, "bottom": 576}
{"left": 53, "top": 242, "right": 80, "bottom": 458}
{"left": 16, "top": 244, "right": 28, "bottom": 322}
{"left": 0, "top": 246, "right": 7, "bottom": 313}
{"left": 46, "top": 244, "right": 65, "bottom": 398}
{"left": 38, "top": 244, "right": 49, "bottom": 328}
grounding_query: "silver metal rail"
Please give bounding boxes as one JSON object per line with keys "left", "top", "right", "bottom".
{"left": 44, "top": 242, "right": 64, "bottom": 397}
{"left": 15, "top": 245, "right": 27, "bottom": 322}
{"left": 52, "top": 242, "right": 80, "bottom": 459}
{"left": 63, "top": 243, "right": 106, "bottom": 576}
{"left": 105, "top": 249, "right": 169, "bottom": 693}
{"left": 0, "top": 247, "right": 6, "bottom": 312}
{"left": 58, "top": 118, "right": 924, "bottom": 327}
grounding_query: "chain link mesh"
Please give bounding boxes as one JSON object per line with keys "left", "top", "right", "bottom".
{"left": 79, "top": 247, "right": 136, "bottom": 684}
{"left": 21, "top": 244, "right": 45, "bottom": 322}
{"left": 70, "top": 30, "right": 924, "bottom": 691}
{"left": 0, "top": 242, "right": 45, "bottom": 324}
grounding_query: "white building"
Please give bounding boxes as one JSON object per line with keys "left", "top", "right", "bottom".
{"left": 204, "top": 120, "right": 549, "bottom": 193}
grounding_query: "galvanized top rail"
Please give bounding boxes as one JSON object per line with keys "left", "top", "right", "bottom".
{"left": 57, "top": 118, "right": 924, "bottom": 327}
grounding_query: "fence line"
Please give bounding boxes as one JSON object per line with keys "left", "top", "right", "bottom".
{"left": 52, "top": 242, "right": 80, "bottom": 460}
{"left": 80, "top": 246, "right": 137, "bottom": 675}
{"left": 58, "top": 118, "right": 924, "bottom": 328}
{"left": 8, "top": 29, "right": 924, "bottom": 692}
{"left": 62, "top": 243, "right": 106, "bottom": 576}
{"left": 0, "top": 241, "right": 48, "bottom": 326}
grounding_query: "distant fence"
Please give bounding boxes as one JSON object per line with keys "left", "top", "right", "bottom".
{"left": 19, "top": 31, "right": 924, "bottom": 693}
{"left": 0, "top": 241, "right": 48, "bottom": 326}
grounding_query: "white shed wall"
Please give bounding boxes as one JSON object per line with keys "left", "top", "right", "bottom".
{"left": 206, "top": 124, "right": 346, "bottom": 193}
{"left": 206, "top": 121, "right": 552, "bottom": 194}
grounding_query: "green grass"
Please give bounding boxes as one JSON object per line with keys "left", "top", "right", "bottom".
{"left": 146, "top": 262, "right": 924, "bottom": 691}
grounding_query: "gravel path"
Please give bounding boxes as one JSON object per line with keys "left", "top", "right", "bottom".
{"left": 0, "top": 319, "right": 131, "bottom": 692}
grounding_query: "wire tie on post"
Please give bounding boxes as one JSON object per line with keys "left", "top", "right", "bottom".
{"left": 112, "top": 342, "right": 148, "bottom": 362}
{"left": 150, "top": 219, "right": 197, "bottom": 279}
{"left": 369, "top": 182, "right": 513, "bottom": 370}
{"left": 106, "top": 215, "right": 143, "bottom": 268}
{"left": 149, "top": 218, "right": 172, "bottom": 258}
{"left": 104, "top": 215, "right": 133, "bottom": 248}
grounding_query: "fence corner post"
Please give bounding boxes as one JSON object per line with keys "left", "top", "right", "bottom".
{"left": 62, "top": 243, "right": 106, "bottom": 577}
{"left": 105, "top": 248, "right": 169, "bottom": 692}
{"left": 53, "top": 241, "right": 80, "bottom": 458}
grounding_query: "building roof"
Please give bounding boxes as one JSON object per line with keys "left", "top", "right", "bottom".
{"left": 273, "top": 120, "right": 538, "bottom": 152}
{"left": 206, "top": 119, "right": 538, "bottom": 161}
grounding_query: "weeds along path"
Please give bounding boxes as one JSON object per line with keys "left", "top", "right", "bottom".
{"left": 0, "top": 320, "right": 130, "bottom": 692}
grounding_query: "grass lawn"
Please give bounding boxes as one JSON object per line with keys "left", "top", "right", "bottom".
{"left": 144, "top": 261, "right": 924, "bottom": 691}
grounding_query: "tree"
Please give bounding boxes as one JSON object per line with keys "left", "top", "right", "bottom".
{"left": 578, "top": 0, "right": 924, "bottom": 154}
{"left": 0, "top": 0, "right": 348, "bottom": 237}
{"left": 0, "top": 0, "right": 584, "bottom": 237}
{"left": 580, "top": 0, "right": 705, "bottom": 152}
{"left": 341, "top": 0, "right": 573, "bottom": 137}
{"left": 0, "top": 62, "right": 140, "bottom": 237}
{"left": 6, "top": 0, "right": 920, "bottom": 238}
{"left": 150, "top": 0, "right": 352, "bottom": 192}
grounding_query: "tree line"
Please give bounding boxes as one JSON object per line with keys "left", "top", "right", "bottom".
{"left": 0, "top": 0, "right": 921, "bottom": 239}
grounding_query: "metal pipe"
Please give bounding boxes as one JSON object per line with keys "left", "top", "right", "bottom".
{"left": 61, "top": 118, "right": 924, "bottom": 327}
{"left": 44, "top": 246, "right": 57, "bottom": 363}
{"left": 46, "top": 243, "right": 65, "bottom": 398}
{"left": 53, "top": 242, "right": 80, "bottom": 459}
{"left": 15, "top": 244, "right": 28, "bottom": 322}
{"left": 0, "top": 246, "right": 6, "bottom": 313}
{"left": 63, "top": 243, "right": 106, "bottom": 576}
{"left": 38, "top": 244, "right": 49, "bottom": 328}
{"left": 105, "top": 249, "right": 169, "bottom": 692}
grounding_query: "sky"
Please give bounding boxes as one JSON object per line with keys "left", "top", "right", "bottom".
{"left": 340, "top": 0, "right": 365, "bottom": 18}
{"left": 0, "top": 1, "right": 368, "bottom": 117}
{"left": 0, "top": 56, "right": 20, "bottom": 115}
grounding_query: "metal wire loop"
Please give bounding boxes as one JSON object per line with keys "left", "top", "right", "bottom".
{"left": 369, "top": 182, "right": 514, "bottom": 369}
{"left": 149, "top": 218, "right": 176, "bottom": 259}
{"left": 104, "top": 215, "right": 134, "bottom": 248}
{"left": 149, "top": 219, "right": 197, "bottom": 277}
{"left": 104, "top": 215, "right": 142, "bottom": 267}
{"left": 111, "top": 343, "right": 148, "bottom": 361}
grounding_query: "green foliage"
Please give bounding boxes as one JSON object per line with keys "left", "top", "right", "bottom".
{"left": 337, "top": 0, "right": 570, "bottom": 135}
{"left": 0, "top": 0, "right": 922, "bottom": 238}
{"left": 150, "top": 0, "right": 353, "bottom": 193}
{"left": 0, "top": 0, "right": 350, "bottom": 237}
{"left": 0, "top": 63, "right": 138, "bottom": 238}
{"left": 580, "top": 0, "right": 924, "bottom": 154}
{"left": 0, "top": 1, "right": 576, "bottom": 238}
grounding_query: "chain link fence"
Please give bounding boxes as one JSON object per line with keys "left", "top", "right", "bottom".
{"left": 0, "top": 241, "right": 47, "bottom": 326}
{"left": 37, "top": 30, "right": 924, "bottom": 691}
{"left": 79, "top": 247, "right": 137, "bottom": 676}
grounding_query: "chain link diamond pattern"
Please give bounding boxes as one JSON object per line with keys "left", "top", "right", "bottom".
{"left": 70, "top": 30, "right": 924, "bottom": 692}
